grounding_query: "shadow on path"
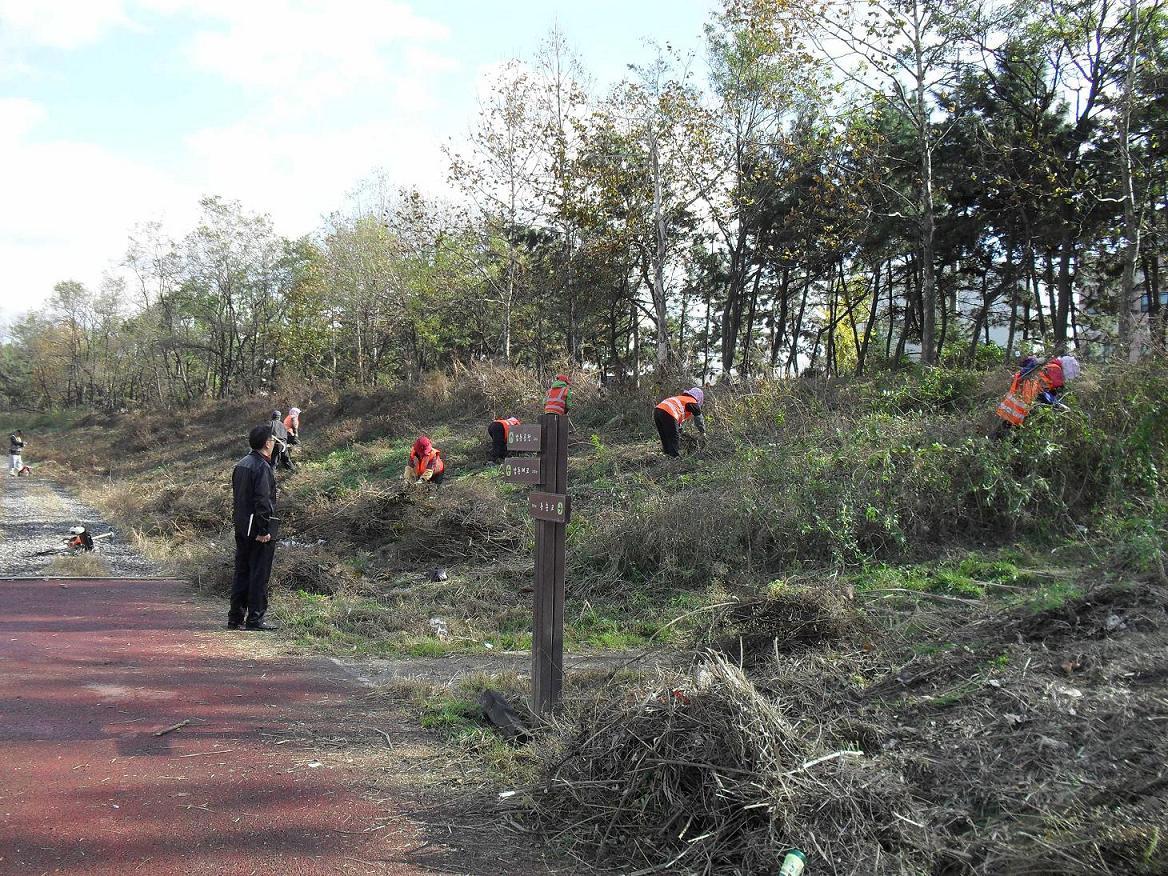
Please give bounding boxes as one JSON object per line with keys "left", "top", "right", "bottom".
{"left": 0, "top": 576, "right": 431, "bottom": 876}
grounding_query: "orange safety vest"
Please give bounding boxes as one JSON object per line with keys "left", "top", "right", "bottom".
{"left": 411, "top": 448, "right": 445, "bottom": 477}
{"left": 656, "top": 394, "right": 698, "bottom": 425}
{"left": 995, "top": 387, "right": 1031, "bottom": 425}
{"left": 494, "top": 417, "right": 521, "bottom": 440}
{"left": 283, "top": 414, "right": 297, "bottom": 433}
{"left": 995, "top": 362, "right": 1062, "bottom": 425}
{"left": 544, "top": 383, "right": 569, "bottom": 415}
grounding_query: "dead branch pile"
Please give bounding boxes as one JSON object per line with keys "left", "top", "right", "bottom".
{"left": 525, "top": 654, "right": 931, "bottom": 875}
{"left": 712, "top": 587, "right": 865, "bottom": 658}
{"left": 315, "top": 483, "right": 413, "bottom": 543}
{"left": 390, "top": 479, "right": 527, "bottom": 564}
{"left": 271, "top": 544, "right": 360, "bottom": 596}
{"left": 143, "top": 482, "right": 231, "bottom": 532}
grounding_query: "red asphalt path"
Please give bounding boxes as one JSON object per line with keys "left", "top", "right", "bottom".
{"left": 0, "top": 578, "right": 429, "bottom": 875}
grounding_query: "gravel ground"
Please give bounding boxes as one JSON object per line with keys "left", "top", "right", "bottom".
{"left": 0, "top": 475, "right": 160, "bottom": 577}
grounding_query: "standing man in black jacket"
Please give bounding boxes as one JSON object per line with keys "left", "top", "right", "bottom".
{"left": 229, "top": 424, "right": 280, "bottom": 631}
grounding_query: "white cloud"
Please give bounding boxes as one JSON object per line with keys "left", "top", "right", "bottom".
{"left": 183, "top": 117, "right": 449, "bottom": 233}
{"left": 0, "top": 1, "right": 464, "bottom": 320}
{"left": 0, "top": 99, "right": 198, "bottom": 319}
{"left": 149, "top": 0, "right": 452, "bottom": 108}
{"left": 0, "top": 97, "right": 47, "bottom": 138}
{"left": 165, "top": 1, "right": 461, "bottom": 231}
{"left": 0, "top": 0, "right": 132, "bottom": 49}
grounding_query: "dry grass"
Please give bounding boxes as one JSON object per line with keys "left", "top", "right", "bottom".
{"left": 10, "top": 358, "right": 1168, "bottom": 876}
{"left": 524, "top": 653, "right": 930, "bottom": 875}
{"left": 389, "top": 477, "right": 528, "bottom": 565}
{"left": 46, "top": 552, "right": 111, "bottom": 577}
{"left": 708, "top": 585, "right": 866, "bottom": 659}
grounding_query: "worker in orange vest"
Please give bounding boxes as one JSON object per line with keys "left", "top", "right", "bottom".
{"left": 544, "top": 374, "right": 571, "bottom": 415}
{"left": 488, "top": 416, "right": 521, "bottom": 463}
{"left": 654, "top": 387, "right": 706, "bottom": 457}
{"left": 994, "top": 355, "right": 1080, "bottom": 432}
{"left": 403, "top": 435, "right": 446, "bottom": 485}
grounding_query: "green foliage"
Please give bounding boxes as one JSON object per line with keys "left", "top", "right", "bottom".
{"left": 573, "top": 361, "right": 1168, "bottom": 593}
{"left": 419, "top": 696, "right": 482, "bottom": 732}
{"left": 941, "top": 342, "right": 1006, "bottom": 371}
{"left": 1016, "top": 579, "right": 1083, "bottom": 613}
{"left": 1098, "top": 503, "right": 1168, "bottom": 577}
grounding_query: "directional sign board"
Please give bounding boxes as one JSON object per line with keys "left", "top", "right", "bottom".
{"left": 529, "top": 491, "right": 570, "bottom": 524}
{"left": 507, "top": 424, "right": 543, "bottom": 452}
{"left": 504, "top": 457, "right": 543, "bottom": 485}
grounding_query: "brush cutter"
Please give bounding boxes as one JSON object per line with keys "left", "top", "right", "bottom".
{"left": 31, "top": 525, "right": 113, "bottom": 556}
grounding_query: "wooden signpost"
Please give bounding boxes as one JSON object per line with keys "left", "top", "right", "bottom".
{"left": 507, "top": 424, "right": 543, "bottom": 453}
{"left": 507, "top": 413, "right": 569, "bottom": 715}
{"left": 528, "top": 491, "right": 569, "bottom": 523}
{"left": 503, "top": 457, "right": 543, "bottom": 485}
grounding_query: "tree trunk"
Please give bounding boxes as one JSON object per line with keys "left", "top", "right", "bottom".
{"left": 826, "top": 267, "right": 838, "bottom": 376}
{"left": 1055, "top": 238, "right": 1073, "bottom": 348}
{"left": 648, "top": 118, "right": 671, "bottom": 366}
{"left": 884, "top": 259, "right": 896, "bottom": 360}
{"left": 967, "top": 268, "right": 991, "bottom": 364}
{"left": 702, "top": 283, "right": 713, "bottom": 382}
{"left": 914, "top": 0, "right": 937, "bottom": 365}
{"left": 857, "top": 260, "right": 882, "bottom": 376}
{"left": 770, "top": 265, "right": 791, "bottom": 371}
{"left": 786, "top": 276, "right": 811, "bottom": 375}
{"left": 740, "top": 265, "right": 762, "bottom": 380}
{"left": 720, "top": 225, "right": 750, "bottom": 375}
{"left": 1118, "top": 0, "right": 1147, "bottom": 361}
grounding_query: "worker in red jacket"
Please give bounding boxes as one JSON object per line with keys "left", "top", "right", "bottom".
{"left": 403, "top": 435, "right": 446, "bottom": 485}
{"left": 488, "top": 416, "right": 521, "bottom": 463}
{"left": 654, "top": 387, "right": 706, "bottom": 457}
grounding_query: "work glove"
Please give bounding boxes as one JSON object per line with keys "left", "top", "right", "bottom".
{"left": 402, "top": 466, "right": 414, "bottom": 482}
{"left": 420, "top": 469, "right": 434, "bottom": 482}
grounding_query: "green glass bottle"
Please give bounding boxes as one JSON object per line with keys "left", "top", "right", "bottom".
{"left": 778, "top": 849, "right": 807, "bottom": 876}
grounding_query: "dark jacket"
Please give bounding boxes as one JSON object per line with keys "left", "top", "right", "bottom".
{"left": 270, "top": 419, "right": 289, "bottom": 444}
{"left": 684, "top": 402, "right": 707, "bottom": 435}
{"left": 232, "top": 450, "right": 278, "bottom": 539}
{"left": 9, "top": 434, "right": 23, "bottom": 455}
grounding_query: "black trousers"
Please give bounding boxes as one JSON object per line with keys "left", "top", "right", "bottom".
{"left": 230, "top": 535, "right": 275, "bottom": 624}
{"left": 487, "top": 422, "right": 507, "bottom": 461}
{"left": 654, "top": 408, "right": 681, "bottom": 457}
{"left": 275, "top": 445, "right": 294, "bottom": 470}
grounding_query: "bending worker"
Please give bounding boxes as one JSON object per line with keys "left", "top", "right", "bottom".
{"left": 995, "top": 354, "right": 1081, "bottom": 430}
{"left": 404, "top": 435, "right": 446, "bottom": 485}
{"left": 654, "top": 387, "right": 707, "bottom": 457}
{"left": 488, "top": 416, "right": 521, "bottom": 463}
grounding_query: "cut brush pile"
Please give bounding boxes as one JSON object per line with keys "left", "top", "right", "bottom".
{"left": 524, "top": 654, "right": 932, "bottom": 876}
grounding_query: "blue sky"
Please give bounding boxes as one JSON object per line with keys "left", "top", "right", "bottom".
{"left": 0, "top": 0, "right": 715, "bottom": 320}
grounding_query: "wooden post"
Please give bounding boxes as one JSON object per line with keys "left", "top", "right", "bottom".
{"left": 531, "top": 412, "right": 569, "bottom": 715}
